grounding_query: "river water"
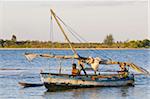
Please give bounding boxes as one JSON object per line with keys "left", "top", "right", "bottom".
{"left": 0, "top": 49, "right": 150, "bottom": 99}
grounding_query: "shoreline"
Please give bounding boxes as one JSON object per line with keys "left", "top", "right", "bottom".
{"left": 0, "top": 48, "right": 149, "bottom": 50}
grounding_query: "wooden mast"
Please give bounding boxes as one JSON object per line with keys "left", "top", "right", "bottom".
{"left": 50, "top": 9, "right": 89, "bottom": 76}
{"left": 50, "top": 9, "right": 78, "bottom": 56}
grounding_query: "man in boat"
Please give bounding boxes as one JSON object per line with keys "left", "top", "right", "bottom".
{"left": 118, "top": 63, "right": 129, "bottom": 78}
{"left": 72, "top": 63, "right": 80, "bottom": 76}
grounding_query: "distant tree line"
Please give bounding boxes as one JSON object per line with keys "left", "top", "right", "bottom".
{"left": 0, "top": 34, "right": 149, "bottom": 48}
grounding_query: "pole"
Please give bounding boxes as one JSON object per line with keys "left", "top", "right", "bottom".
{"left": 50, "top": 9, "right": 78, "bottom": 56}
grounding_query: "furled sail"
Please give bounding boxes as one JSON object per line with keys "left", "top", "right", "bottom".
{"left": 24, "top": 53, "right": 149, "bottom": 74}
{"left": 105, "top": 61, "right": 149, "bottom": 74}
{"left": 24, "top": 53, "right": 79, "bottom": 61}
{"left": 127, "top": 63, "right": 149, "bottom": 74}
{"left": 90, "top": 57, "right": 101, "bottom": 72}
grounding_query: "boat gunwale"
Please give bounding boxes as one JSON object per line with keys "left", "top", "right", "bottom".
{"left": 40, "top": 72, "right": 134, "bottom": 79}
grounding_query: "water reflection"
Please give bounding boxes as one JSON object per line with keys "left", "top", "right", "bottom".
{"left": 43, "top": 87, "right": 132, "bottom": 99}
{"left": 120, "top": 87, "right": 130, "bottom": 97}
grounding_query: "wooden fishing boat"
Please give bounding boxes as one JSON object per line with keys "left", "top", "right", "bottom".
{"left": 24, "top": 9, "right": 149, "bottom": 91}
{"left": 40, "top": 73, "right": 134, "bottom": 91}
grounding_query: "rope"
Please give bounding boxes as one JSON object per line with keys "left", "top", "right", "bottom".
{"left": 56, "top": 15, "right": 112, "bottom": 60}
{"left": 48, "top": 13, "right": 54, "bottom": 72}
{"left": 50, "top": 14, "right": 54, "bottom": 51}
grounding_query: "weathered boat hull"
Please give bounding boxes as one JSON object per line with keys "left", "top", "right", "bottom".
{"left": 40, "top": 73, "right": 134, "bottom": 91}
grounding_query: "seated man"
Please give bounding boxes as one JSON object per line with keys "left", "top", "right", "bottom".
{"left": 119, "top": 63, "right": 129, "bottom": 78}
{"left": 72, "top": 63, "right": 80, "bottom": 76}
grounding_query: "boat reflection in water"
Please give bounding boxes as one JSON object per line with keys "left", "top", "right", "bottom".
{"left": 43, "top": 86, "right": 134, "bottom": 99}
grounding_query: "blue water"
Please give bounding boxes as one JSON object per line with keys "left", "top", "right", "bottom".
{"left": 0, "top": 49, "right": 150, "bottom": 99}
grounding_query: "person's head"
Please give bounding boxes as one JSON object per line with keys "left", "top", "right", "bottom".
{"left": 72, "top": 63, "right": 76, "bottom": 69}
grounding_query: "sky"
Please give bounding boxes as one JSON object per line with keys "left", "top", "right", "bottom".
{"left": 0, "top": 0, "right": 149, "bottom": 42}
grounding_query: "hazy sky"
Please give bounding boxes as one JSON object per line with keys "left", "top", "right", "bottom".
{"left": 0, "top": 0, "right": 149, "bottom": 42}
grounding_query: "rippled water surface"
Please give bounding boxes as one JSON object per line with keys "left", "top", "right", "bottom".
{"left": 0, "top": 49, "right": 150, "bottom": 99}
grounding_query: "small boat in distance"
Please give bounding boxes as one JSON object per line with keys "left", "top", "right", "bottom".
{"left": 24, "top": 9, "right": 149, "bottom": 91}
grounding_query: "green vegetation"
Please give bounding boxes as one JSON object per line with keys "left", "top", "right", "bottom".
{"left": 0, "top": 35, "right": 149, "bottom": 48}
{"left": 103, "top": 34, "right": 114, "bottom": 46}
{"left": 11, "top": 34, "right": 17, "bottom": 42}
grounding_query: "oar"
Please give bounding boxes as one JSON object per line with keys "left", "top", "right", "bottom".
{"left": 18, "top": 82, "right": 43, "bottom": 87}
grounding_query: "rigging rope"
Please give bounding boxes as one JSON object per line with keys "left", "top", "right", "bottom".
{"left": 56, "top": 15, "right": 112, "bottom": 60}
{"left": 50, "top": 14, "right": 54, "bottom": 51}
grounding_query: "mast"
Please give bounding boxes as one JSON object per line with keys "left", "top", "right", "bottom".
{"left": 50, "top": 9, "right": 78, "bottom": 56}
{"left": 50, "top": 9, "right": 89, "bottom": 76}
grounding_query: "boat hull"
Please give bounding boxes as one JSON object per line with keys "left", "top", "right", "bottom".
{"left": 40, "top": 73, "right": 134, "bottom": 91}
